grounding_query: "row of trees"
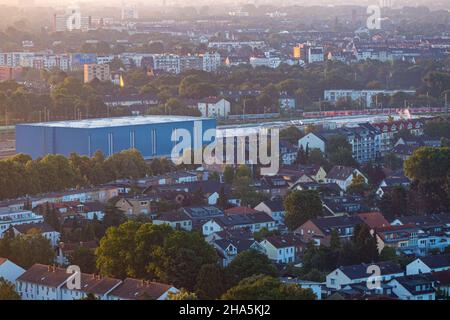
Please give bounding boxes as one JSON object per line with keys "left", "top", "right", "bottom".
{"left": 0, "top": 150, "right": 174, "bottom": 200}
{"left": 94, "top": 220, "right": 315, "bottom": 299}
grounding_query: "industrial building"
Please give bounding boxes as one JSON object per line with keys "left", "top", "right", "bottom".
{"left": 16, "top": 116, "right": 216, "bottom": 159}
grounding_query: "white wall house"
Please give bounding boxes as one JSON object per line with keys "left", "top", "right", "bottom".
{"left": 0, "top": 208, "right": 44, "bottom": 237}
{"left": 406, "top": 255, "right": 450, "bottom": 275}
{"left": 0, "top": 258, "right": 25, "bottom": 284}
{"left": 326, "top": 262, "right": 404, "bottom": 290}
{"left": 259, "top": 239, "right": 296, "bottom": 264}
{"left": 298, "top": 133, "right": 326, "bottom": 153}
{"left": 197, "top": 98, "right": 231, "bottom": 118}
{"left": 388, "top": 275, "right": 436, "bottom": 300}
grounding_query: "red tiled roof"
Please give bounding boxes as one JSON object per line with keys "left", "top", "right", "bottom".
{"left": 358, "top": 212, "right": 390, "bottom": 229}
{"left": 109, "top": 278, "right": 173, "bottom": 300}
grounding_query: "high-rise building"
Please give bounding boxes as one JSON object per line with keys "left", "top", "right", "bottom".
{"left": 84, "top": 64, "right": 110, "bottom": 83}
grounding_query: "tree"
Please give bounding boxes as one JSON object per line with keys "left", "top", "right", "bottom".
{"left": 195, "top": 264, "right": 227, "bottom": 300}
{"left": 221, "top": 275, "right": 316, "bottom": 300}
{"left": 253, "top": 227, "right": 280, "bottom": 242}
{"left": 226, "top": 250, "right": 277, "bottom": 286}
{"left": 151, "top": 231, "right": 218, "bottom": 291}
{"left": 347, "top": 173, "right": 370, "bottom": 196}
{"left": 168, "top": 289, "right": 198, "bottom": 300}
{"left": 284, "top": 190, "right": 323, "bottom": 231}
{"left": 2, "top": 230, "right": 54, "bottom": 269}
{"left": 0, "top": 278, "right": 20, "bottom": 300}
{"left": 102, "top": 199, "right": 127, "bottom": 229}
{"left": 216, "top": 186, "right": 229, "bottom": 209}
{"left": 352, "top": 224, "right": 379, "bottom": 263}
{"left": 326, "top": 135, "right": 357, "bottom": 167}
{"left": 223, "top": 165, "right": 235, "bottom": 184}
{"left": 69, "top": 247, "right": 97, "bottom": 274}
{"left": 280, "top": 126, "right": 303, "bottom": 145}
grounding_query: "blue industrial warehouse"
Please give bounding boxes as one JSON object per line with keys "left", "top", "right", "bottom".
{"left": 16, "top": 116, "right": 216, "bottom": 159}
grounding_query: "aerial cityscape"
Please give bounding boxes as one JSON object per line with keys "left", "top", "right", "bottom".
{"left": 0, "top": 0, "right": 450, "bottom": 305}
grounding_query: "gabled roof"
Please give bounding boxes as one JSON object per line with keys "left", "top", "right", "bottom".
{"left": 308, "top": 216, "right": 363, "bottom": 236}
{"left": 264, "top": 234, "right": 305, "bottom": 249}
{"left": 419, "top": 254, "right": 450, "bottom": 269}
{"left": 154, "top": 211, "right": 191, "bottom": 222}
{"left": 13, "top": 222, "right": 57, "bottom": 234}
{"left": 212, "top": 212, "right": 274, "bottom": 228}
{"left": 339, "top": 261, "right": 403, "bottom": 280}
{"left": 62, "top": 274, "right": 121, "bottom": 296}
{"left": 17, "top": 264, "right": 70, "bottom": 288}
{"left": 214, "top": 238, "right": 256, "bottom": 252}
{"left": 225, "top": 207, "right": 260, "bottom": 215}
{"left": 392, "top": 274, "right": 435, "bottom": 295}
{"left": 357, "top": 212, "right": 390, "bottom": 229}
{"left": 258, "top": 199, "right": 285, "bottom": 212}
{"left": 326, "top": 166, "right": 358, "bottom": 181}
{"left": 109, "top": 278, "right": 173, "bottom": 300}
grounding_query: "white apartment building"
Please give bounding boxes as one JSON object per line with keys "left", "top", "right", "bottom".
{"left": 324, "top": 89, "right": 416, "bottom": 108}
{"left": 0, "top": 208, "right": 44, "bottom": 237}
{"left": 152, "top": 54, "right": 181, "bottom": 74}
{"left": 202, "top": 52, "right": 221, "bottom": 72}
{"left": 0, "top": 52, "right": 34, "bottom": 67}
{"left": 21, "top": 54, "right": 71, "bottom": 71}
{"left": 250, "top": 57, "right": 282, "bottom": 69}
{"left": 308, "top": 47, "right": 324, "bottom": 63}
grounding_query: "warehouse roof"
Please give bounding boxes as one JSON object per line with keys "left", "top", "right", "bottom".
{"left": 19, "top": 115, "right": 210, "bottom": 129}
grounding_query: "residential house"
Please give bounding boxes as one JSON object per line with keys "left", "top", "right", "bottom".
{"left": 322, "top": 195, "right": 367, "bottom": 216}
{"left": 0, "top": 258, "right": 25, "bottom": 284}
{"left": 326, "top": 261, "right": 404, "bottom": 290}
{"left": 294, "top": 216, "right": 363, "bottom": 246}
{"left": 152, "top": 212, "right": 193, "bottom": 231}
{"left": 197, "top": 97, "right": 231, "bottom": 118}
{"left": 406, "top": 254, "right": 450, "bottom": 275}
{"left": 388, "top": 274, "right": 436, "bottom": 300}
{"left": 357, "top": 212, "right": 390, "bottom": 229}
{"left": 202, "top": 212, "right": 276, "bottom": 236}
{"left": 212, "top": 239, "right": 263, "bottom": 267}
{"left": 10, "top": 222, "right": 60, "bottom": 247}
{"left": 115, "top": 196, "right": 157, "bottom": 216}
{"left": 430, "top": 270, "right": 450, "bottom": 297}
{"left": 181, "top": 205, "right": 225, "bottom": 230}
{"left": 259, "top": 234, "right": 306, "bottom": 264}
{"left": 254, "top": 199, "right": 286, "bottom": 225}
{"left": 56, "top": 241, "right": 98, "bottom": 266}
{"left": 372, "top": 119, "right": 425, "bottom": 155}
{"left": 279, "top": 140, "right": 298, "bottom": 165}
{"left": 107, "top": 278, "right": 178, "bottom": 300}
{"left": 0, "top": 208, "right": 44, "bottom": 237}
{"left": 325, "top": 166, "right": 368, "bottom": 191}
{"left": 16, "top": 264, "right": 177, "bottom": 300}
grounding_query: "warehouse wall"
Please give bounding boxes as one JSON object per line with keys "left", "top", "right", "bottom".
{"left": 16, "top": 118, "right": 216, "bottom": 160}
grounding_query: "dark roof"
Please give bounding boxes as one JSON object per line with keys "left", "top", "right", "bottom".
{"left": 214, "top": 238, "right": 256, "bottom": 252}
{"left": 431, "top": 270, "right": 450, "bottom": 285}
{"left": 63, "top": 274, "right": 121, "bottom": 295}
{"left": 13, "top": 222, "right": 56, "bottom": 234}
{"left": 212, "top": 212, "right": 274, "bottom": 228}
{"left": 182, "top": 206, "right": 224, "bottom": 219}
{"left": 339, "top": 261, "right": 403, "bottom": 280}
{"left": 59, "top": 241, "right": 98, "bottom": 253}
{"left": 419, "top": 254, "right": 450, "bottom": 269}
{"left": 259, "top": 199, "right": 285, "bottom": 212}
{"left": 310, "top": 216, "right": 363, "bottom": 235}
{"left": 17, "top": 264, "right": 70, "bottom": 288}
{"left": 84, "top": 201, "right": 105, "bottom": 212}
{"left": 154, "top": 211, "right": 191, "bottom": 222}
{"left": 225, "top": 207, "right": 260, "bottom": 215}
{"left": 326, "top": 166, "right": 357, "bottom": 181}
{"left": 109, "top": 278, "right": 173, "bottom": 300}
{"left": 264, "top": 234, "right": 305, "bottom": 248}
{"left": 392, "top": 274, "right": 435, "bottom": 295}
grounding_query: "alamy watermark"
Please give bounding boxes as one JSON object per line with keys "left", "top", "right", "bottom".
{"left": 170, "top": 121, "right": 280, "bottom": 176}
